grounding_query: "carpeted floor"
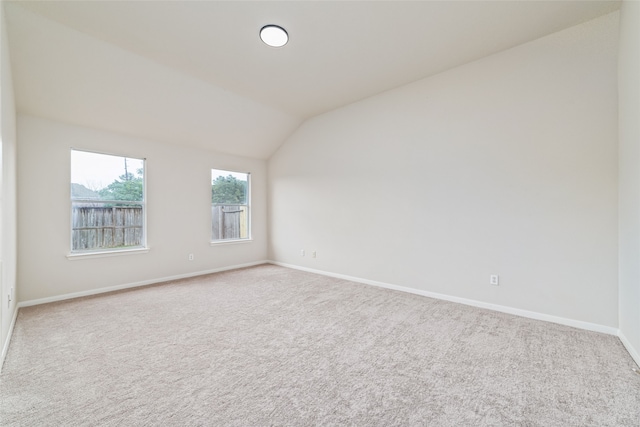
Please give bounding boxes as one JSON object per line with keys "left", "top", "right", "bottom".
{"left": 1, "top": 264, "right": 639, "bottom": 426}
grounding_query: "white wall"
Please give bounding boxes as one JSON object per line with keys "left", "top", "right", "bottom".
{"left": 618, "top": 0, "right": 640, "bottom": 365}
{"left": 269, "top": 13, "right": 620, "bottom": 328}
{"left": 1, "top": 3, "right": 18, "bottom": 365}
{"left": 5, "top": 4, "right": 300, "bottom": 160}
{"left": 17, "top": 115, "right": 267, "bottom": 302}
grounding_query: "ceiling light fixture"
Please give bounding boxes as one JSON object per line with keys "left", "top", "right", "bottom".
{"left": 260, "top": 25, "right": 288, "bottom": 48}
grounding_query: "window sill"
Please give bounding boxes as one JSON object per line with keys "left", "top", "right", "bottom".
{"left": 67, "top": 247, "right": 150, "bottom": 260}
{"left": 210, "top": 239, "right": 252, "bottom": 247}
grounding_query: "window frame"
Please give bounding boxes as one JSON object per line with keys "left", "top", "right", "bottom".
{"left": 69, "top": 148, "right": 148, "bottom": 256}
{"left": 210, "top": 168, "right": 251, "bottom": 245}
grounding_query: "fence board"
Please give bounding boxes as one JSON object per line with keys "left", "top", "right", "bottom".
{"left": 212, "top": 205, "right": 247, "bottom": 241}
{"left": 72, "top": 206, "right": 143, "bottom": 251}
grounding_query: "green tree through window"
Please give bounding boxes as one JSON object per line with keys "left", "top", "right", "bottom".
{"left": 211, "top": 174, "right": 247, "bottom": 204}
{"left": 99, "top": 168, "right": 144, "bottom": 202}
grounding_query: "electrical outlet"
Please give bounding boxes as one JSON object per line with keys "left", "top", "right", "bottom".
{"left": 312, "top": 251, "right": 317, "bottom": 258}
{"left": 188, "top": 254, "right": 194, "bottom": 261}
{"left": 301, "top": 249, "right": 305, "bottom": 257}
{"left": 490, "top": 275, "right": 499, "bottom": 286}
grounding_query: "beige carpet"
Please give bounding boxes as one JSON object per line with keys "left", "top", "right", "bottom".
{"left": 1, "top": 264, "right": 638, "bottom": 426}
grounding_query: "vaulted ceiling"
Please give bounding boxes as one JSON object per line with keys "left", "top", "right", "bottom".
{"left": 4, "top": 1, "right": 621, "bottom": 159}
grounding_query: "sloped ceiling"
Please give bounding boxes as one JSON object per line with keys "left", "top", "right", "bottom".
{"left": 4, "top": 1, "right": 621, "bottom": 159}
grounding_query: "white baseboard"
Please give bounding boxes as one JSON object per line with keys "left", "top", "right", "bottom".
{"left": 11, "top": 260, "right": 631, "bottom": 367}
{"left": 1, "top": 305, "right": 19, "bottom": 374}
{"left": 618, "top": 331, "right": 640, "bottom": 368}
{"left": 18, "top": 260, "right": 269, "bottom": 308}
{"left": 269, "top": 261, "right": 619, "bottom": 336}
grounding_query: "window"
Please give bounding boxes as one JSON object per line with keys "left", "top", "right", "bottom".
{"left": 211, "top": 169, "right": 250, "bottom": 242}
{"left": 70, "top": 149, "right": 146, "bottom": 253}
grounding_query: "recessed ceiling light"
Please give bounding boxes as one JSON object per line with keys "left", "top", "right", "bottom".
{"left": 260, "top": 25, "right": 288, "bottom": 48}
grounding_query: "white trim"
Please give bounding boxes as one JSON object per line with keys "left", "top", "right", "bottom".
{"left": 618, "top": 331, "right": 640, "bottom": 368}
{"left": 11, "top": 260, "right": 631, "bottom": 367}
{"left": 210, "top": 239, "right": 253, "bottom": 246}
{"left": 67, "top": 247, "right": 150, "bottom": 260}
{"left": 18, "top": 260, "right": 268, "bottom": 308}
{"left": 269, "top": 261, "right": 619, "bottom": 336}
{"left": 1, "top": 306, "right": 19, "bottom": 374}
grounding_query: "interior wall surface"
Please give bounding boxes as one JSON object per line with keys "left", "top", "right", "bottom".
{"left": 1, "top": 3, "right": 18, "bottom": 364}
{"left": 618, "top": 0, "right": 640, "bottom": 363}
{"left": 17, "top": 115, "right": 267, "bottom": 302}
{"left": 268, "top": 13, "right": 620, "bottom": 328}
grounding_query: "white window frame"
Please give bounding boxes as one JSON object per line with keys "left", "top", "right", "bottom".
{"left": 210, "top": 169, "right": 251, "bottom": 245}
{"left": 69, "top": 149, "right": 147, "bottom": 257}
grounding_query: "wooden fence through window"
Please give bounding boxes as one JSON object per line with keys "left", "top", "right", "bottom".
{"left": 212, "top": 204, "right": 248, "bottom": 241}
{"left": 72, "top": 206, "right": 143, "bottom": 251}
{"left": 72, "top": 205, "right": 245, "bottom": 250}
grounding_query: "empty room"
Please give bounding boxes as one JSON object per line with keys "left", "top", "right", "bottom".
{"left": 1, "top": 0, "right": 639, "bottom": 425}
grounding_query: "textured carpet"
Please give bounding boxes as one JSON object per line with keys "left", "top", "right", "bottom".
{"left": 1, "top": 264, "right": 638, "bottom": 426}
